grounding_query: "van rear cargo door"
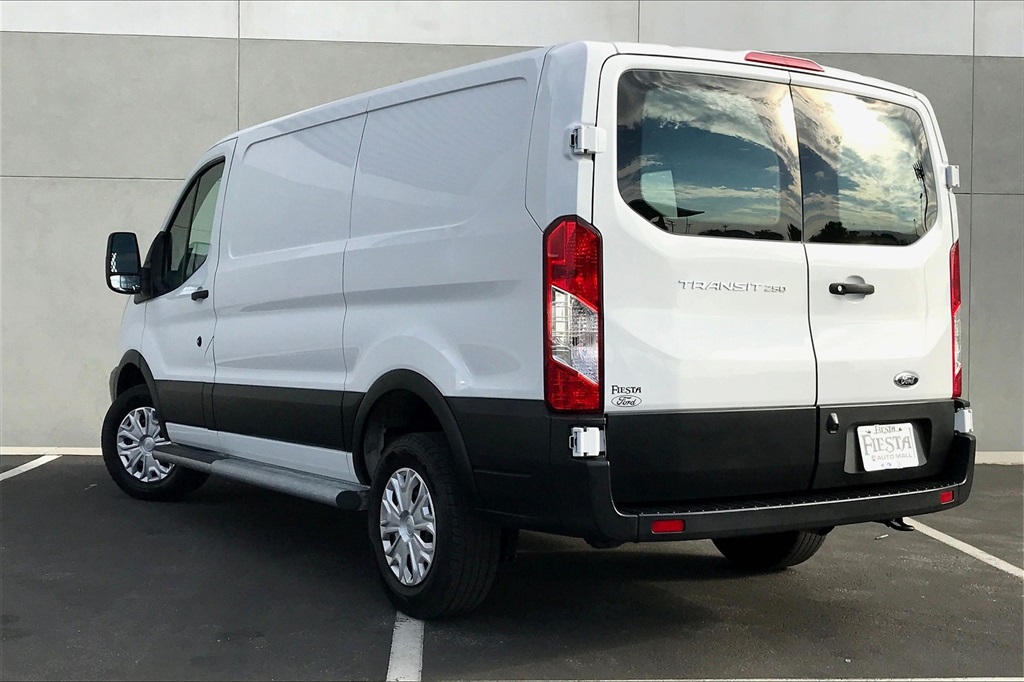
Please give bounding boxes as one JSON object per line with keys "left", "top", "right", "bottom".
{"left": 790, "top": 76, "right": 958, "bottom": 489}
{"left": 790, "top": 79, "right": 955, "bottom": 405}
{"left": 593, "top": 57, "right": 818, "bottom": 502}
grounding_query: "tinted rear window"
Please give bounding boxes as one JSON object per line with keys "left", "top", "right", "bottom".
{"left": 616, "top": 70, "right": 937, "bottom": 246}
{"left": 617, "top": 70, "right": 802, "bottom": 241}
{"left": 793, "top": 87, "right": 936, "bottom": 245}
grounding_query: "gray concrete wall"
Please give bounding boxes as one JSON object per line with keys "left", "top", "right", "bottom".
{"left": 1, "top": 1, "right": 1022, "bottom": 451}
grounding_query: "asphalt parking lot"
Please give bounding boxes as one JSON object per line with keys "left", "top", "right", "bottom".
{"left": 1, "top": 454, "right": 1021, "bottom": 681}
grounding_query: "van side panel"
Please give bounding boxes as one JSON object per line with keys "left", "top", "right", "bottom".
{"left": 525, "top": 41, "right": 617, "bottom": 228}
{"left": 345, "top": 72, "right": 542, "bottom": 400}
{"left": 212, "top": 113, "right": 365, "bottom": 409}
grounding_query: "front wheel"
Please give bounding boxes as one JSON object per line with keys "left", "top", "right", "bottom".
{"left": 368, "top": 433, "right": 500, "bottom": 619}
{"left": 713, "top": 530, "right": 828, "bottom": 570}
{"left": 101, "top": 385, "right": 208, "bottom": 501}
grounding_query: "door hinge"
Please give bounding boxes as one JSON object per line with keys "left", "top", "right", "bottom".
{"left": 954, "top": 406, "right": 973, "bottom": 434}
{"left": 570, "top": 125, "right": 606, "bottom": 156}
{"left": 570, "top": 426, "right": 604, "bottom": 458}
{"left": 945, "top": 165, "right": 961, "bottom": 188}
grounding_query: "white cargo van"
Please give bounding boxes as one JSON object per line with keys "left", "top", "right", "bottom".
{"left": 103, "top": 41, "right": 976, "bottom": 619}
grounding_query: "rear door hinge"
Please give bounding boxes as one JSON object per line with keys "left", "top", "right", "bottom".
{"left": 570, "top": 125, "right": 606, "bottom": 156}
{"left": 570, "top": 426, "right": 604, "bottom": 458}
{"left": 945, "top": 165, "right": 961, "bottom": 188}
{"left": 954, "top": 406, "right": 973, "bottom": 434}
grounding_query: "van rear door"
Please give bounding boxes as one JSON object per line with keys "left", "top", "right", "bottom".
{"left": 593, "top": 56, "right": 818, "bottom": 503}
{"left": 790, "top": 76, "right": 958, "bottom": 488}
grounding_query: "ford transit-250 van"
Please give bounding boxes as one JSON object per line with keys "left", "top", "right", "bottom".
{"left": 103, "top": 42, "right": 976, "bottom": 619}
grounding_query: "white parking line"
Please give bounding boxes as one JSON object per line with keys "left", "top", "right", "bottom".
{"left": 0, "top": 447, "right": 100, "bottom": 456}
{"left": 912, "top": 519, "right": 1024, "bottom": 579}
{"left": 0, "top": 454, "right": 62, "bottom": 481}
{"left": 386, "top": 612, "right": 424, "bottom": 682}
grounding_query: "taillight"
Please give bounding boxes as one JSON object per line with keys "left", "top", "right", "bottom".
{"left": 544, "top": 216, "right": 602, "bottom": 412}
{"left": 950, "top": 241, "right": 962, "bottom": 398}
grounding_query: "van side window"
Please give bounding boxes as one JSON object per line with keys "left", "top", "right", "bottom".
{"left": 165, "top": 185, "right": 197, "bottom": 290}
{"left": 617, "top": 70, "right": 802, "bottom": 241}
{"left": 155, "top": 161, "right": 225, "bottom": 294}
{"left": 793, "top": 87, "right": 936, "bottom": 245}
{"left": 186, "top": 166, "right": 223, "bottom": 275}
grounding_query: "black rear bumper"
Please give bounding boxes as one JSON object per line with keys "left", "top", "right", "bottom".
{"left": 450, "top": 397, "right": 976, "bottom": 544}
{"left": 586, "top": 432, "right": 975, "bottom": 542}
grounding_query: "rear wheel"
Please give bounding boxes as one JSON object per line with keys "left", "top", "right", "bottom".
{"left": 101, "top": 385, "right": 208, "bottom": 501}
{"left": 368, "top": 432, "right": 500, "bottom": 619}
{"left": 713, "top": 530, "right": 827, "bottom": 570}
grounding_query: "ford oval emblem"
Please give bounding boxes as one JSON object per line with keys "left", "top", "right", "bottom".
{"left": 893, "top": 372, "right": 919, "bottom": 388}
{"left": 611, "top": 395, "right": 642, "bottom": 407}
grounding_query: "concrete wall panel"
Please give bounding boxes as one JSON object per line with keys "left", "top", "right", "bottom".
{"left": 1, "top": 0, "right": 1021, "bottom": 451}
{"left": 968, "top": 194, "right": 1024, "bottom": 451}
{"left": 972, "top": 57, "right": 1024, "bottom": 195}
{"left": 239, "top": 39, "right": 525, "bottom": 129}
{"left": 239, "top": 1, "right": 637, "bottom": 47}
{"left": 1, "top": 32, "right": 238, "bottom": 179}
{"left": 0, "top": 1, "right": 238, "bottom": 38}
{"left": 1, "top": 177, "right": 182, "bottom": 446}
{"left": 975, "top": 1, "right": 1024, "bottom": 57}
{"left": 639, "top": 1, "right": 975, "bottom": 56}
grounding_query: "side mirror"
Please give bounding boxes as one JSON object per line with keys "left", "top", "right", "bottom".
{"left": 106, "top": 232, "right": 142, "bottom": 294}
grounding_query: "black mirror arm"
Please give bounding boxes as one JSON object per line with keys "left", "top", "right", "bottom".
{"left": 139, "top": 266, "right": 153, "bottom": 297}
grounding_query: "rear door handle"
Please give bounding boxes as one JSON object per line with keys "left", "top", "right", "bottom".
{"left": 191, "top": 288, "right": 210, "bottom": 301}
{"left": 829, "top": 282, "right": 875, "bottom": 296}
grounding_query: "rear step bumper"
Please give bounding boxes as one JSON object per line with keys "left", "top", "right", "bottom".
{"left": 581, "top": 432, "right": 976, "bottom": 543}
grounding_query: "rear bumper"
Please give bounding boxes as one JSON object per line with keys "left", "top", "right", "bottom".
{"left": 583, "top": 432, "right": 975, "bottom": 542}
{"left": 450, "top": 397, "right": 976, "bottom": 544}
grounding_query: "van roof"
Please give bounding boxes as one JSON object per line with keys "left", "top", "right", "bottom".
{"left": 213, "top": 40, "right": 917, "bottom": 148}
{"left": 611, "top": 42, "right": 916, "bottom": 97}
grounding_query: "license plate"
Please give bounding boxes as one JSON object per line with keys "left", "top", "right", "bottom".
{"left": 857, "top": 423, "right": 920, "bottom": 472}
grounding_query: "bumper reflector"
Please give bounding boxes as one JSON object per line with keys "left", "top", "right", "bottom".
{"left": 651, "top": 519, "right": 685, "bottom": 534}
{"left": 939, "top": 490, "right": 955, "bottom": 505}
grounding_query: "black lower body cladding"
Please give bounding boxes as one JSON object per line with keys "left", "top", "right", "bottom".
{"left": 139, "top": 378, "right": 973, "bottom": 544}
{"left": 449, "top": 398, "right": 974, "bottom": 544}
{"left": 605, "top": 407, "right": 818, "bottom": 504}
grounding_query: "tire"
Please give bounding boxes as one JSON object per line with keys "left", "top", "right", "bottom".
{"left": 101, "top": 385, "right": 208, "bottom": 501}
{"left": 713, "top": 530, "right": 827, "bottom": 570}
{"left": 368, "top": 432, "right": 500, "bottom": 619}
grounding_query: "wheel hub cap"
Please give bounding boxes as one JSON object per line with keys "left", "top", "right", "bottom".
{"left": 379, "top": 468, "right": 435, "bottom": 586}
{"left": 116, "top": 406, "right": 173, "bottom": 483}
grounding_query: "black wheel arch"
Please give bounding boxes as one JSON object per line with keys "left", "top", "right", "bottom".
{"left": 350, "top": 370, "right": 479, "bottom": 506}
{"left": 110, "top": 351, "right": 166, "bottom": 438}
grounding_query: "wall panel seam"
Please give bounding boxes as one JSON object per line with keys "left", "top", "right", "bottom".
{"left": 0, "top": 175, "right": 183, "bottom": 181}
{"left": 967, "top": 192, "right": 1024, "bottom": 196}
{"left": 234, "top": 36, "right": 529, "bottom": 50}
{"left": 968, "top": 0, "right": 977, "bottom": 394}
{"left": 0, "top": 30, "right": 236, "bottom": 42}
{"left": 236, "top": 0, "right": 241, "bottom": 132}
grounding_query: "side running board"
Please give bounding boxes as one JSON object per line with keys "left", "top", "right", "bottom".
{"left": 154, "top": 443, "right": 368, "bottom": 511}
